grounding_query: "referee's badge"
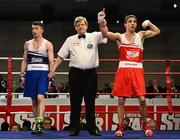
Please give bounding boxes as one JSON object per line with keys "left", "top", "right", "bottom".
{"left": 87, "top": 44, "right": 93, "bottom": 49}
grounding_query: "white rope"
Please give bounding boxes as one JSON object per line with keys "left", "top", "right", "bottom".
{"left": 0, "top": 72, "right": 69, "bottom": 75}
{"left": 0, "top": 111, "right": 71, "bottom": 115}
{"left": 0, "top": 72, "right": 21, "bottom": 74}
{"left": 0, "top": 57, "right": 70, "bottom": 75}
{"left": 0, "top": 92, "right": 70, "bottom": 95}
{"left": 0, "top": 57, "right": 70, "bottom": 61}
{"left": 0, "top": 57, "right": 23, "bottom": 60}
{"left": 0, "top": 92, "right": 179, "bottom": 96}
{"left": 55, "top": 72, "right": 68, "bottom": 75}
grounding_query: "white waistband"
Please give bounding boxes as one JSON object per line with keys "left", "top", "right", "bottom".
{"left": 27, "top": 64, "right": 49, "bottom": 71}
{"left": 118, "top": 61, "right": 143, "bottom": 68}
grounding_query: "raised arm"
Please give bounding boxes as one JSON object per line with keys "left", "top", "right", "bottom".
{"left": 140, "top": 20, "right": 160, "bottom": 39}
{"left": 98, "top": 9, "right": 121, "bottom": 41}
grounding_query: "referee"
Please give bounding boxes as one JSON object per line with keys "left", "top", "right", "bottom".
{"left": 49, "top": 16, "right": 107, "bottom": 136}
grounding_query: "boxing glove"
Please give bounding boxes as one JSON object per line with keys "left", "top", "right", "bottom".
{"left": 142, "top": 20, "right": 151, "bottom": 29}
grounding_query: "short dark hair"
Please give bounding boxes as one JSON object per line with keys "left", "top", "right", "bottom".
{"left": 1, "top": 122, "right": 9, "bottom": 131}
{"left": 32, "top": 21, "right": 44, "bottom": 30}
{"left": 124, "top": 15, "right": 137, "bottom": 23}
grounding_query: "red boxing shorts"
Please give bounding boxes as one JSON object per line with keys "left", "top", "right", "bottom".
{"left": 112, "top": 68, "right": 146, "bottom": 97}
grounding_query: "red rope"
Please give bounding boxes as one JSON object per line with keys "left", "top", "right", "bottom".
{"left": 99, "top": 59, "right": 119, "bottom": 62}
{"left": 97, "top": 72, "right": 180, "bottom": 75}
{"left": 99, "top": 59, "right": 180, "bottom": 62}
{"left": 96, "top": 111, "right": 180, "bottom": 114}
{"left": 165, "top": 60, "right": 173, "bottom": 115}
{"left": 97, "top": 92, "right": 180, "bottom": 95}
{"left": 6, "top": 57, "right": 13, "bottom": 116}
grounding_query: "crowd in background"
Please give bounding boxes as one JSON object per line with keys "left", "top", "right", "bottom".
{"left": 0, "top": 74, "right": 180, "bottom": 98}
{"left": 97, "top": 79, "right": 180, "bottom": 98}
{"left": 0, "top": 115, "right": 157, "bottom": 131}
{"left": 0, "top": 116, "right": 57, "bottom": 132}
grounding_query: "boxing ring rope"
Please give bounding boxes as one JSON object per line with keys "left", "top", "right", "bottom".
{"left": 0, "top": 111, "right": 176, "bottom": 115}
{"left": 6, "top": 57, "right": 13, "bottom": 116}
{"left": 0, "top": 57, "right": 180, "bottom": 116}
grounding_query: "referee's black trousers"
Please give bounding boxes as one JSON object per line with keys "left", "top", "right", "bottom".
{"left": 69, "top": 67, "right": 97, "bottom": 131}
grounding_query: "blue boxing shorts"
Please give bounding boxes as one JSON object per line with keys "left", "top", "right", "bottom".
{"left": 24, "top": 71, "right": 49, "bottom": 100}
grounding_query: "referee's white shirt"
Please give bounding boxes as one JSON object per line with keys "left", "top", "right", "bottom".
{"left": 58, "top": 32, "right": 107, "bottom": 70}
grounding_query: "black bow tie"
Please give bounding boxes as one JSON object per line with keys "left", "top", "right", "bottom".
{"left": 78, "top": 34, "right": 86, "bottom": 39}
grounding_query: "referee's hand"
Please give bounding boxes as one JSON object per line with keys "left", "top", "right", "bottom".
{"left": 48, "top": 71, "right": 55, "bottom": 79}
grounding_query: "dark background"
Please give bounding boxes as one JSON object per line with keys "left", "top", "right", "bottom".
{"left": 0, "top": 0, "right": 180, "bottom": 89}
